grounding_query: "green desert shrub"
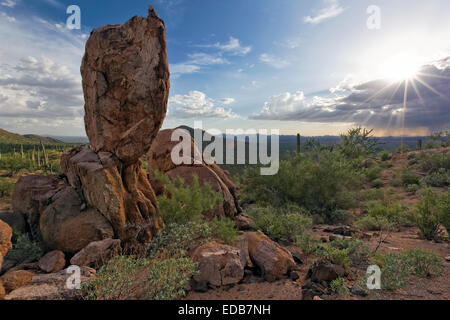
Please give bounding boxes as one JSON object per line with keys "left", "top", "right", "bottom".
{"left": 414, "top": 189, "right": 442, "bottom": 240}
{"left": 405, "top": 184, "right": 420, "bottom": 193}
{"left": 402, "top": 249, "right": 443, "bottom": 277}
{"left": 5, "top": 231, "right": 44, "bottom": 265}
{"left": 154, "top": 171, "right": 223, "bottom": 225}
{"left": 373, "top": 249, "right": 443, "bottom": 290}
{"left": 329, "top": 238, "right": 371, "bottom": 267}
{"left": 315, "top": 246, "right": 352, "bottom": 269}
{"left": 380, "top": 151, "right": 391, "bottom": 161}
{"left": 147, "top": 222, "right": 211, "bottom": 259}
{"left": 241, "top": 149, "right": 361, "bottom": 220}
{"left": 82, "top": 255, "right": 198, "bottom": 300}
{"left": 365, "top": 167, "right": 381, "bottom": 182}
{"left": 366, "top": 201, "right": 410, "bottom": 227}
{"left": 330, "top": 277, "right": 349, "bottom": 296}
{"left": 355, "top": 215, "right": 394, "bottom": 232}
{"left": 210, "top": 217, "right": 238, "bottom": 245}
{"left": 401, "top": 169, "right": 421, "bottom": 186}
{"left": 371, "top": 179, "right": 384, "bottom": 189}
{"left": 389, "top": 178, "right": 403, "bottom": 187}
{"left": 247, "top": 207, "right": 312, "bottom": 240}
{"left": 296, "top": 233, "right": 321, "bottom": 261}
{"left": 423, "top": 168, "right": 449, "bottom": 187}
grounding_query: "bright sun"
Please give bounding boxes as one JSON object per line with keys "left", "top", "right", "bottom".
{"left": 380, "top": 53, "right": 424, "bottom": 81}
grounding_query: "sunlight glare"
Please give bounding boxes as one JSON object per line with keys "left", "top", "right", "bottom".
{"left": 380, "top": 53, "right": 424, "bottom": 81}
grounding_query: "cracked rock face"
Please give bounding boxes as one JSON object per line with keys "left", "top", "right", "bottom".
{"left": 82, "top": 6, "right": 170, "bottom": 164}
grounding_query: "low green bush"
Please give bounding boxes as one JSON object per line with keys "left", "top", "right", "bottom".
{"left": 330, "top": 277, "right": 349, "bottom": 296}
{"left": 414, "top": 189, "right": 441, "bottom": 240}
{"left": 82, "top": 255, "right": 198, "bottom": 300}
{"left": 380, "top": 151, "right": 391, "bottom": 161}
{"left": 247, "top": 207, "right": 312, "bottom": 240}
{"left": 401, "top": 169, "right": 421, "bottom": 186}
{"left": 355, "top": 215, "right": 394, "bottom": 232}
{"left": 147, "top": 222, "right": 211, "bottom": 259}
{"left": 5, "top": 231, "right": 44, "bottom": 265}
{"left": 154, "top": 171, "right": 223, "bottom": 225}
{"left": 315, "top": 246, "right": 352, "bottom": 269}
{"left": 371, "top": 179, "right": 384, "bottom": 189}
{"left": 365, "top": 167, "right": 381, "bottom": 182}
{"left": 402, "top": 249, "right": 443, "bottom": 277}
{"left": 296, "top": 233, "right": 321, "bottom": 262}
{"left": 329, "top": 238, "right": 371, "bottom": 267}
{"left": 210, "top": 217, "right": 238, "bottom": 245}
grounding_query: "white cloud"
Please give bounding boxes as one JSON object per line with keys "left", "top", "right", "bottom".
{"left": 259, "top": 53, "right": 289, "bottom": 69}
{"left": 0, "top": 11, "right": 86, "bottom": 135}
{"left": 250, "top": 58, "right": 450, "bottom": 132}
{"left": 211, "top": 36, "right": 252, "bottom": 56}
{"left": 172, "top": 36, "right": 251, "bottom": 77}
{"left": 304, "top": 0, "right": 345, "bottom": 25}
{"left": 168, "top": 91, "right": 239, "bottom": 119}
{"left": 251, "top": 91, "right": 306, "bottom": 120}
{"left": 1, "top": 0, "right": 17, "bottom": 8}
{"left": 0, "top": 11, "right": 16, "bottom": 22}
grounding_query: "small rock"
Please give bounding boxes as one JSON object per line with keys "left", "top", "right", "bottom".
{"left": 302, "top": 281, "right": 327, "bottom": 300}
{"left": 5, "top": 267, "right": 96, "bottom": 300}
{"left": 313, "top": 296, "right": 323, "bottom": 301}
{"left": 70, "top": 239, "right": 121, "bottom": 269}
{"left": 0, "top": 270, "right": 35, "bottom": 293}
{"left": 350, "top": 285, "right": 368, "bottom": 297}
{"left": 38, "top": 250, "right": 66, "bottom": 273}
{"left": 445, "top": 256, "right": 450, "bottom": 262}
{"left": 310, "top": 259, "right": 345, "bottom": 282}
{"left": 192, "top": 241, "right": 245, "bottom": 287}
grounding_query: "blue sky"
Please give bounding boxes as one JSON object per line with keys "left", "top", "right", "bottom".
{"left": 0, "top": 0, "right": 449, "bottom": 136}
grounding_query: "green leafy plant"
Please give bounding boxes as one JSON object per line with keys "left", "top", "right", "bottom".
{"left": 414, "top": 189, "right": 441, "bottom": 240}
{"left": 5, "top": 231, "right": 44, "bottom": 266}
{"left": 296, "top": 233, "right": 321, "bottom": 262}
{"left": 246, "top": 207, "right": 312, "bottom": 240}
{"left": 402, "top": 249, "right": 443, "bottom": 277}
{"left": 154, "top": 171, "right": 223, "bottom": 225}
{"left": 330, "top": 277, "right": 349, "bottom": 297}
{"left": 147, "top": 222, "right": 211, "bottom": 259}
{"left": 210, "top": 217, "right": 238, "bottom": 245}
{"left": 316, "top": 246, "right": 352, "bottom": 269}
{"left": 82, "top": 255, "right": 198, "bottom": 300}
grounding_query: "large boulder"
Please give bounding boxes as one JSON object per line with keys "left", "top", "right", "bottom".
{"left": 5, "top": 267, "right": 96, "bottom": 300}
{"left": 148, "top": 128, "right": 241, "bottom": 218}
{"left": 0, "top": 220, "right": 12, "bottom": 271}
{"left": 70, "top": 239, "right": 122, "bottom": 269}
{"left": 245, "top": 231, "right": 295, "bottom": 282}
{"left": 40, "top": 184, "right": 114, "bottom": 253}
{"left": 0, "top": 270, "right": 35, "bottom": 293}
{"left": 61, "top": 146, "right": 162, "bottom": 248}
{"left": 12, "top": 175, "right": 66, "bottom": 241}
{"left": 38, "top": 251, "right": 66, "bottom": 273}
{"left": 82, "top": 6, "right": 170, "bottom": 164}
{"left": 12, "top": 175, "right": 114, "bottom": 253}
{"left": 192, "top": 241, "right": 245, "bottom": 287}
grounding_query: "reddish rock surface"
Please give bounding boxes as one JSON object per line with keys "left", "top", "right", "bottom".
{"left": 192, "top": 241, "right": 245, "bottom": 287}
{"left": 70, "top": 238, "right": 122, "bottom": 269}
{"left": 0, "top": 220, "right": 12, "bottom": 272}
{"left": 37, "top": 251, "right": 66, "bottom": 274}
{"left": 246, "top": 231, "right": 295, "bottom": 282}
{"left": 82, "top": 6, "right": 170, "bottom": 164}
{"left": 0, "top": 270, "right": 35, "bottom": 293}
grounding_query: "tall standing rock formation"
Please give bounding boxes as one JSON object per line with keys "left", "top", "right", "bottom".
{"left": 11, "top": 7, "right": 170, "bottom": 253}
{"left": 66, "top": 6, "right": 170, "bottom": 248}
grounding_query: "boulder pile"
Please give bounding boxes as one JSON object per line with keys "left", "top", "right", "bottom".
{"left": 11, "top": 6, "right": 170, "bottom": 253}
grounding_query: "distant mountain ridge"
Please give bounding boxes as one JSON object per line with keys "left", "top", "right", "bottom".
{"left": 0, "top": 128, "right": 65, "bottom": 144}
